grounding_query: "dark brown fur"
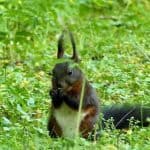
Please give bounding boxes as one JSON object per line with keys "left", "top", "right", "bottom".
{"left": 47, "top": 115, "right": 62, "bottom": 137}
{"left": 80, "top": 106, "right": 98, "bottom": 138}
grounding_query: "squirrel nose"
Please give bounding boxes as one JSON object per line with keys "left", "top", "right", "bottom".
{"left": 57, "top": 80, "right": 67, "bottom": 89}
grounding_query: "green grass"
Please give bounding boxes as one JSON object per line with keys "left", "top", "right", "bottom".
{"left": 0, "top": 0, "right": 150, "bottom": 149}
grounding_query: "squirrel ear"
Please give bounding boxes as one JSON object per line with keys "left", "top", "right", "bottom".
{"left": 57, "top": 30, "right": 80, "bottom": 62}
{"left": 69, "top": 32, "right": 80, "bottom": 63}
{"left": 57, "top": 31, "right": 65, "bottom": 59}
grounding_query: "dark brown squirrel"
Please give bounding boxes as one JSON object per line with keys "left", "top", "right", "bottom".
{"left": 47, "top": 31, "right": 150, "bottom": 139}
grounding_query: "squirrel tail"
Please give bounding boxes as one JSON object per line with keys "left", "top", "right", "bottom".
{"left": 101, "top": 104, "right": 150, "bottom": 129}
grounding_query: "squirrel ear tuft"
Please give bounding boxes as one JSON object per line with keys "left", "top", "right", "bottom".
{"left": 69, "top": 32, "right": 80, "bottom": 63}
{"left": 57, "top": 31, "right": 65, "bottom": 59}
{"left": 57, "top": 30, "right": 80, "bottom": 62}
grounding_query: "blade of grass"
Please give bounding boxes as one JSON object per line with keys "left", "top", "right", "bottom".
{"left": 75, "top": 78, "right": 86, "bottom": 137}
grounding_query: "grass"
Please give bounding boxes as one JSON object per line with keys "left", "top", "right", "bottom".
{"left": 0, "top": 0, "right": 150, "bottom": 149}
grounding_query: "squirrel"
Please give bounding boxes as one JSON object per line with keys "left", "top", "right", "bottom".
{"left": 47, "top": 31, "right": 150, "bottom": 139}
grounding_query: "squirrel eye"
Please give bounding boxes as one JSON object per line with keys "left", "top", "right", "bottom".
{"left": 68, "top": 70, "right": 73, "bottom": 75}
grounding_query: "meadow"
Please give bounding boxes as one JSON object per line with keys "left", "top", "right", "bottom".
{"left": 0, "top": 0, "right": 150, "bottom": 149}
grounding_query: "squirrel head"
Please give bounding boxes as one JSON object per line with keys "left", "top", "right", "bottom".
{"left": 51, "top": 31, "right": 83, "bottom": 94}
{"left": 51, "top": 62, "right": 83, "bottom": 94}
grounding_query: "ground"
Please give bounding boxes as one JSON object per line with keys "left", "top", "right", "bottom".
{"left": 0, "top": 0, "right": 150, "bottom": 149}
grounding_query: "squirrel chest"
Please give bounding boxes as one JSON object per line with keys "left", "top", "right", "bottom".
{"left": 53, "top": 102, "right": 87, "bottom": 138}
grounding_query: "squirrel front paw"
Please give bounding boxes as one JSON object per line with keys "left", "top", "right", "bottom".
{"left": 49, "top": 89, "right": 63, "bottom": 108}
{"left": 50, "top": 89, "right": 57, "bottom": 97}
{"left": 50, "top": 89, "right": 63, "bottom": 98}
